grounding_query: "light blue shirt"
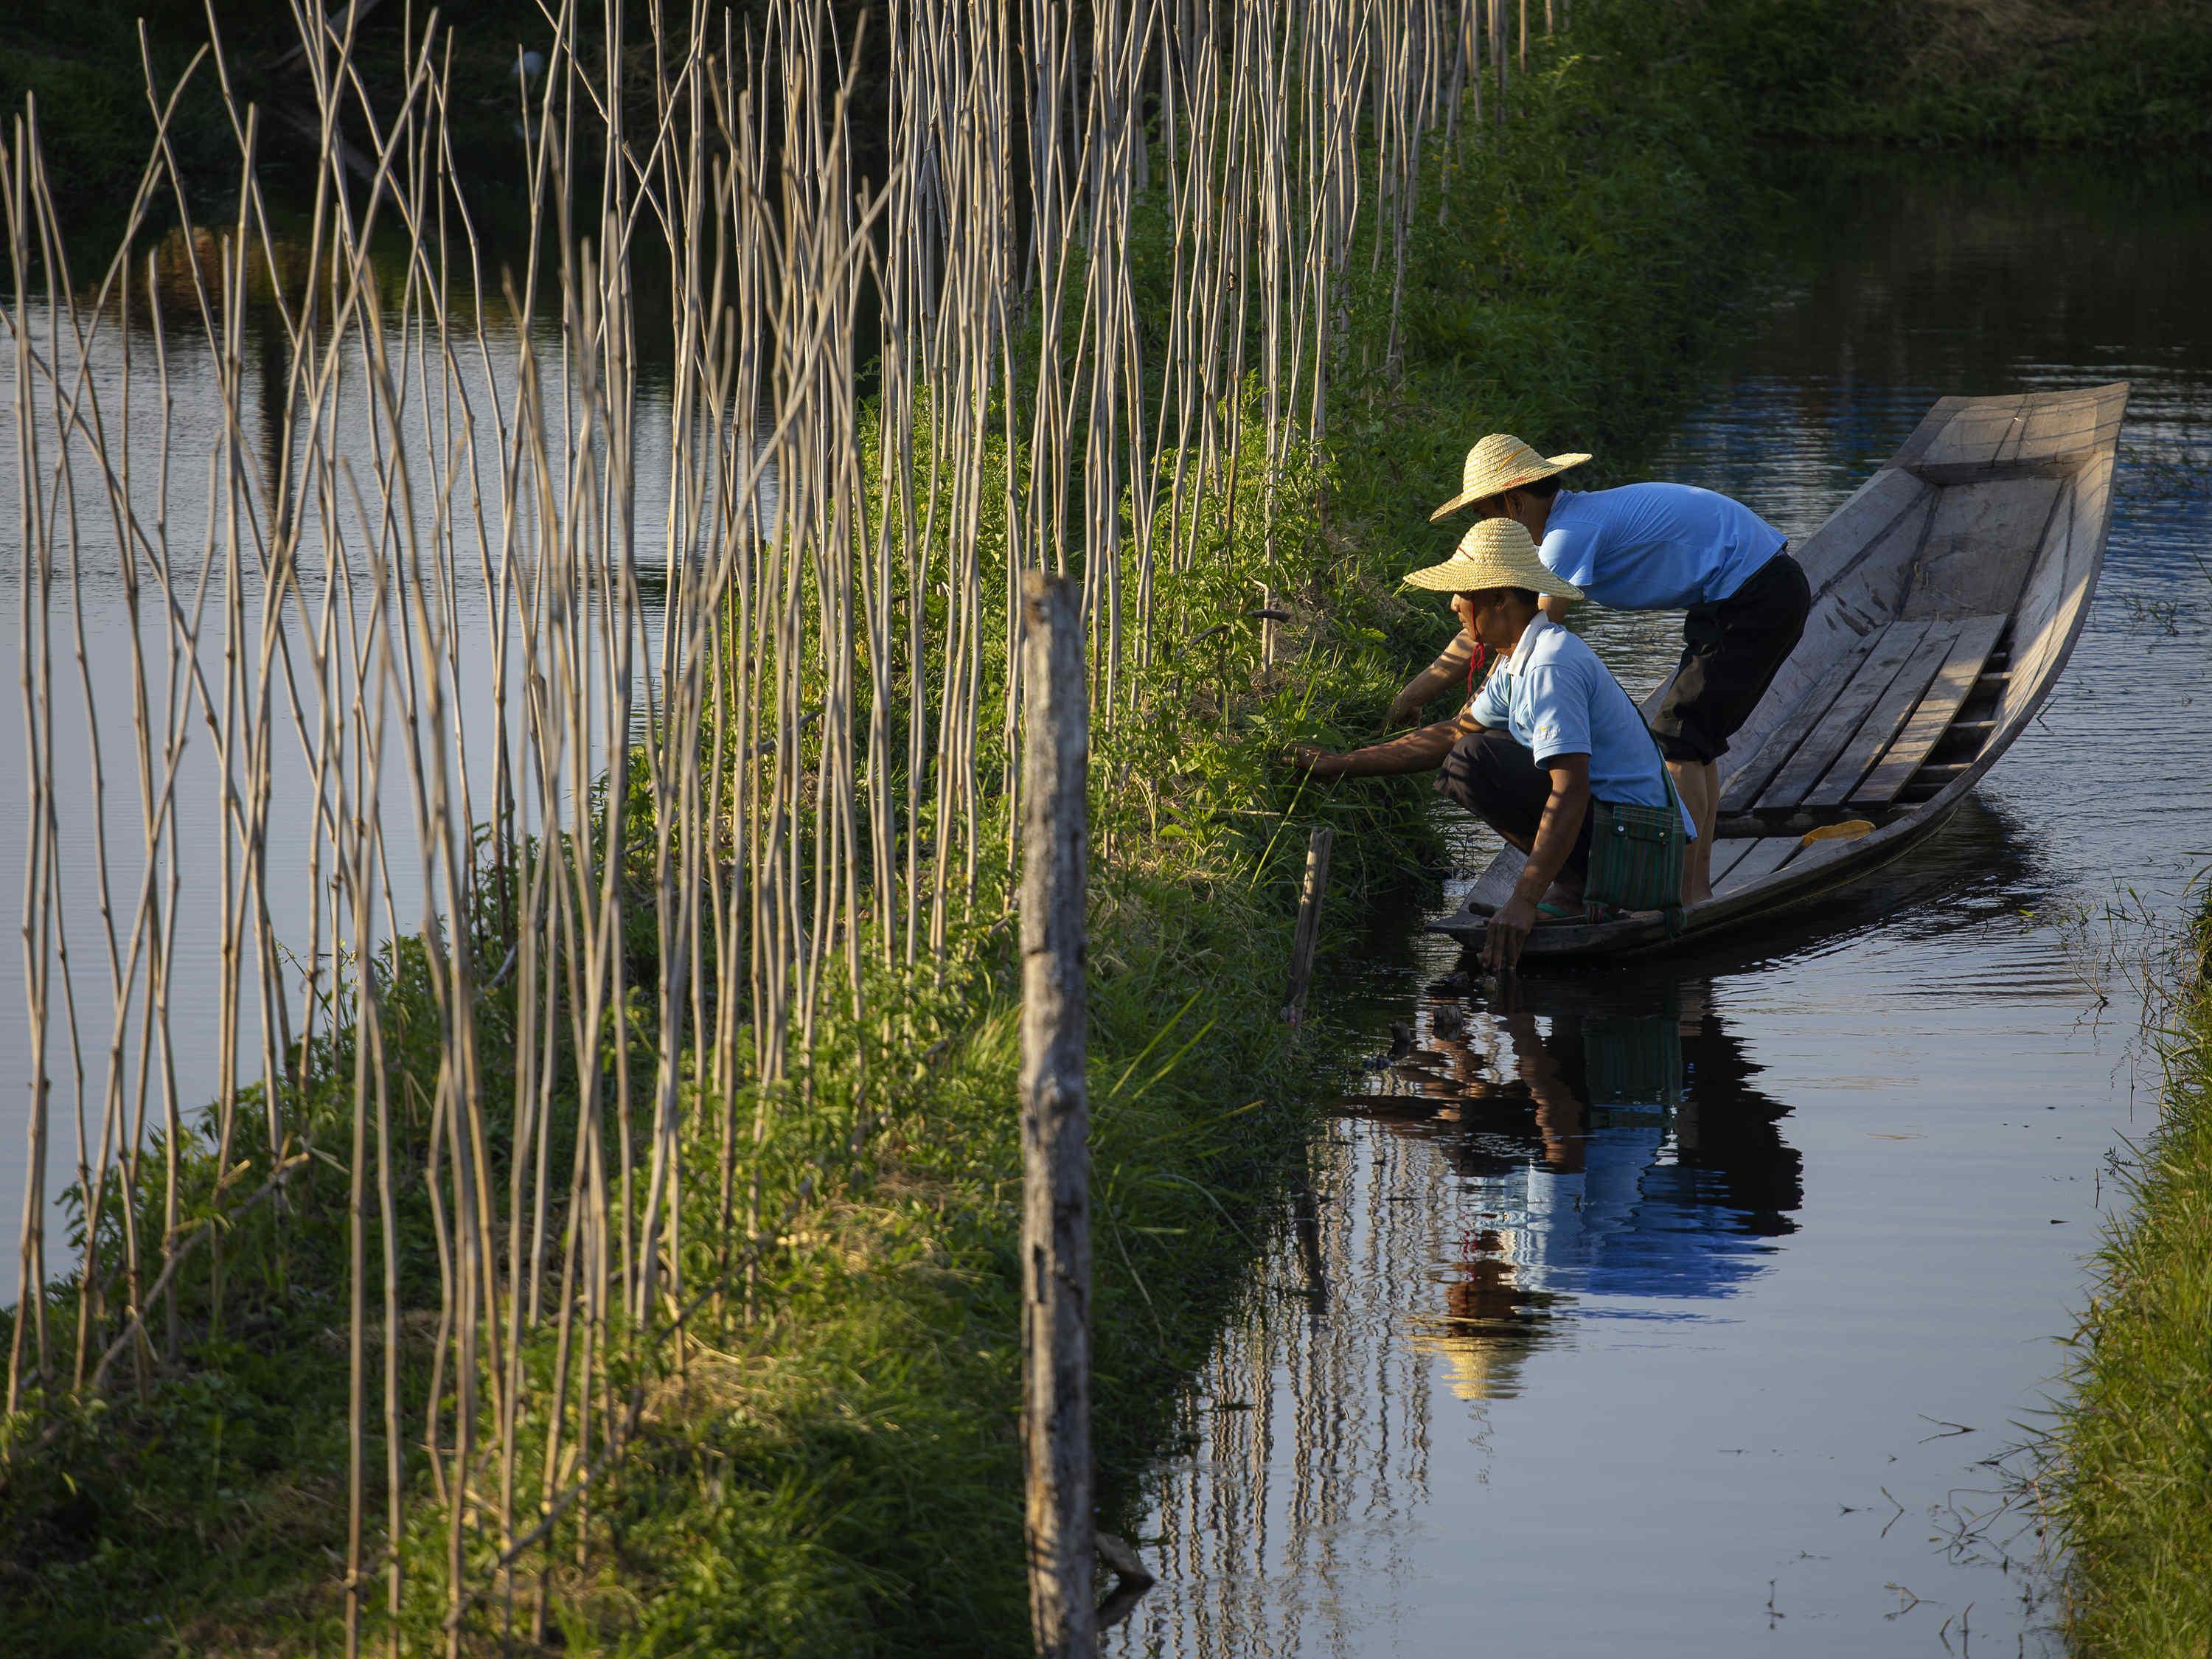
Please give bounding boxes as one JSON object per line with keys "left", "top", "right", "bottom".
{"left": 1469, "top": 615, "right": 1696, "bottom": 838}
{"left": 1538, "top": 483, "right": 1786, "bottom": 611}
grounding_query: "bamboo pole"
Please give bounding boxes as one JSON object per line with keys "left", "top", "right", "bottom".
{"left": 1282, "top": 825, "right": 1333, "bottom": 1028}
{"left": 1018, "top": 571, "right": 1093, "bottom": 1659}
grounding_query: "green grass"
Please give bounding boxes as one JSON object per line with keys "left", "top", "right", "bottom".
{"left": 2049, "top": 907, "right": 2212, "bottom": 1657}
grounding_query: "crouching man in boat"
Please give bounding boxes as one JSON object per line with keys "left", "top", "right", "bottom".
{"left": 1393, "top": 435, "right": 1809, "bottom": 904}
{"left": 1293, "top": 520, "right": 1694, "bottom": 971}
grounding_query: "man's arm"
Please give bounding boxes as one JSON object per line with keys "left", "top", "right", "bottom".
{"left": 1537, "top": 594, "right": 1573, "bottom": 623}
{"left": 1387, "top": 631, "right": 1476, "bottom": 725}
{"left": 1483, "top": 752, "right": 1591, "bottom": 973}
{"left": 1294, "top": 713, "right": 1479, "bottom": 778}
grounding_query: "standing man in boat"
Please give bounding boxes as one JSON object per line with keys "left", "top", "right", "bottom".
{"left": 1392, "top": 435, "right": 1809, "bottom": 904}
{"left": 1292, "top": 520, "right": 1694, "bottom": 971}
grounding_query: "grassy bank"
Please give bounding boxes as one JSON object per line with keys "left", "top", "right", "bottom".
{"left": 2048, "top": 905, "right": 2212, "bottom": 1656}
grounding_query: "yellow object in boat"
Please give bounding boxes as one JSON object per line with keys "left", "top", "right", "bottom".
{"left": 1799, "top": 818, "right": 1875, "bottom": 847}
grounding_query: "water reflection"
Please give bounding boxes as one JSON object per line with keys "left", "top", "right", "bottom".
{"left": 0, "top": 265, "right": 742, "bottom": 1286}
{"left": 1119, "top": 973, "right": 1799, "bottom": 1658}
{"left": 1380, "top": 974, "right": 1799, "bottom": 1402}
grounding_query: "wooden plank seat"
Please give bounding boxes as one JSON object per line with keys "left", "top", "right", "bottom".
{"left": 1756, "top": 620, "right": 1933, "bottom": 811}
{"left": 1715, "top": 631, "right": 1881, "bottom": 815}
{"left": 1724, "top": 613, "right": 2007, "bottom": 816}
{"left": 1802, "top": 626, "right": 1963, "bottom": 808}
{"left": 1705, "top": 837, "right": 1765, "bottom": 886}
{"left": 1851, "top": 616, "right": 2008, "bottom": 804}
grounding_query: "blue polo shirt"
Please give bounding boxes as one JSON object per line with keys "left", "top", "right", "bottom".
{"left": 1538, "top": 483, "right": 1785, "bottom": 611}
{"left": 1469, "top": 615, "right": 1696, "bottom": 838}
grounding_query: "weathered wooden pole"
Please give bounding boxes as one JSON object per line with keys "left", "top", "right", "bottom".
{"left": 1282, "top": 825, "right": 1334, "bottom": 1028}
{"left": 1018, "top": 572, "right": 1095, "bottom": 1659}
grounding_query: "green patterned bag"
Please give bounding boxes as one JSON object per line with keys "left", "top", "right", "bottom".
{"left": 1584, "top": 797, "right": 1686, "bottom": 914}
{"left": 1582, "top": 672, "right": 1688, "bottom": 917}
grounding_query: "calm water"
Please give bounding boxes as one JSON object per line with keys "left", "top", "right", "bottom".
{"left": 0, "top": 302, "right": 696, "bottom": 1291}
{"left": 1110, "top": 157, "right": 2212, "bottom": 1656}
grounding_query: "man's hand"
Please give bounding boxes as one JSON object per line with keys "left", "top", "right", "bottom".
{"left": 1484, "top": 893, "right": 1537, "bottom": 973}
{"left": 1292, "top": 718, "right": 1470, "bottom": 781}
{"left": 1385, "top": 687, "right": 1427, "bottom": 727}
{"left": 1482, "top": 754, "right": 1590, "bottom": 974}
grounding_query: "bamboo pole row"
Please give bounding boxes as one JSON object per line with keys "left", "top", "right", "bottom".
{"left": 1, "top": 0, "right": 1557, "bottom": 1641}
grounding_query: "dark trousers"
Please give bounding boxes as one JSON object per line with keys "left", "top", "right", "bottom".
{"left": 1651, "top": 551, "right": 1813, "bottom": 763}
{"left": 1438, "top": 731, "right": 1596, "bottom": 878}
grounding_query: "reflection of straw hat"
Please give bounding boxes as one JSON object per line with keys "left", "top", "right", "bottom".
{"left": 1402, "top": 518, "right": 1583, "bottom": 600}
{"left": 1430, "top": 434, "right": 1591, "bottom": 522}
{"left": 1411, "top": 1321, "right": 1535, "bottom": 1404}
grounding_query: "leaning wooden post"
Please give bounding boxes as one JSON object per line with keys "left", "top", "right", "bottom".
{"left": 1019, "top": 572, "right": 1095, "bottom": 1659}
{"left": 1282, "top": 826, "right": 1334, "bottom": 1028}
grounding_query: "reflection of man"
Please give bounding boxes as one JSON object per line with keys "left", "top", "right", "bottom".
{"left": 1381, "top": 978, "right": 1801, "bottom": 1338}
{"left": 1398, "top": 436, "right": 1810, "bottom": 903}
{"left": 1293, "top": 520, "right": 1691, "bottom": 970}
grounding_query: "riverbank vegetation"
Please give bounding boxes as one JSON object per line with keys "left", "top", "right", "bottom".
{"left": 1691, "top": 0, "right": 2212, "bottom": 149}
{"left": 0, "top": 2, "right": 1762, "bottom": 1652}
{"left": 9, "top": 0, "right": 2211, "bottom": 232}
{"left": 2049, "top": 900, "right": 2212, "bottom": 1655}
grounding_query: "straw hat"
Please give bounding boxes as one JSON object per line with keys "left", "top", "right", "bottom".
{"left": 1429, "top": 433, "right": 1591, "bottom": 522}
{"left": 1402, "top": 518, "right": 1583, "bottom": 599}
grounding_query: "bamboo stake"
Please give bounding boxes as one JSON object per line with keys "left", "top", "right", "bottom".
{"left": 1018, "top": 571, "right": 1093, "bottom": 1659}
{"left": 1281, "top": 825, "right": 1333, "bottom": 1027}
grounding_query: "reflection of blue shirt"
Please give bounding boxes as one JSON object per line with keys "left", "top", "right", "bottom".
{"left": 1539, "top": 483, "right": 1784, "bottom": 610}
{"left": 1478, "top": 1124, "right": 1777, "bottom": 1304}
{"left": 1469, "top": 616, "right": 1695, "bottom": 838}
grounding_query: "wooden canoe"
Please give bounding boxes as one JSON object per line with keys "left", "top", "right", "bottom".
{"left": 1430, "top": 383, "right": 2127, "bottom": 958}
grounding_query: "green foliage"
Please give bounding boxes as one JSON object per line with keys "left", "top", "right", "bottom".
{"left": 0, "top": 0, "right": 236, "bottom": 229}
{"left": 2050, "top": 908, "right": 2212, "bottom": 1658}
{"left": 1680, "top": 0, "right": 2212, "bottom": 150}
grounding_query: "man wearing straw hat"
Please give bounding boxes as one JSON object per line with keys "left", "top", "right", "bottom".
{"left": 1395, "top": 435, "right": 1809, "bottom": 904}
{"left": 1293, "top": 520, "right": 1695, "bottom": 971}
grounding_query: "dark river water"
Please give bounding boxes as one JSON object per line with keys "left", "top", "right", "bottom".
{"left": 1108, "top": 156, "right": 2212, "bottom": 1656}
